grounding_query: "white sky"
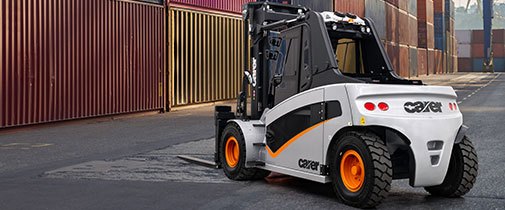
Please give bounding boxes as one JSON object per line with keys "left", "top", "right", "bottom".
{"left": 454, "top": 0, "right": 505, "bottom": 7}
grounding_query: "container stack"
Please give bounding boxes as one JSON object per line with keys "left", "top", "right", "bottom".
{"left": 445, "top": 0, "right": 457, "bottom": 73}
{"left": 433, "top": 0, "right": 445, "bottom": 74}
{"left": 456, "top": 29, "right": 505, "bottom": 72}
{"left": 385, "top": 0, "right": 418, "bottom": 77}
{"left": 417, "top": 0, "right": 435, "bottom": 76}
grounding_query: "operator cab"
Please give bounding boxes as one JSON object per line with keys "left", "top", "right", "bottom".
{"left": 241, "top": 2, "right": 422, "bottom": 119}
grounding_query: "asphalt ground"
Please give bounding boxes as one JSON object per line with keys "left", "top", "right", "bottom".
{"left": 0, "top": 73, "right": 504, "bottom": 210}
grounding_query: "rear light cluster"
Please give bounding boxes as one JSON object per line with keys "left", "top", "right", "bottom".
{"left": 364, "top": 102, "right": 389, "bottom": 111}
{"left": 448, "top": 102, "right": 458, "bottom": 111}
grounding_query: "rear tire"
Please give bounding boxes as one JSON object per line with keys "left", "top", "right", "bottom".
{"left": 424, "top": 136, "right": 478, "bottom": 197}
{"left": 329, "top": 131, "right": 392, "bottom": 208}
{"left": 219, "top": 123, "right": 270, "bottom": 180}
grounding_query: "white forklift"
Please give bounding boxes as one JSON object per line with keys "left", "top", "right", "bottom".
{"left": 213, "top": 2, "right": 478, "bottom": 208}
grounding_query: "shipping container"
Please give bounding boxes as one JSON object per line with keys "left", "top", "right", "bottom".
{"left": 365, "top": 0, "right": 386, "bottom": 40}
{"left": 399, "top": 45, "right": 410, "bottom": 77}
{"left": 385, "top": 0, "right": 399, "bottom": 7}
{"left": 386, "top": 2, "right": 399, "bottom": 43}
{"left": 409, "top": 15, "right": 418, "bottom": 46}
{"left": 418, "top": 48, "right": 428, "bottom": 75}
{"left": 458, "top": 58, "right": 472, "bottom": 72}
{"left": 168, "top": 0, "right": 254, "bottom": 14}
{"left": 453, "top": 55, "right": 458, "bottom": 72}
{"left": 458, "top": 44, "right": 471, "bottom": 58}
{"left": 264, "top": 0, "right": 334, "bottom": 12}
{"left": 471, "top": 43, "right": 484, "bottom": 58}
{"left": 427, "top": 23, "right": 435, "bottom": 49}
{"left": 493, "top": 29, "right": 505, "bottom": 43}
{"left": 169, "top": 8, "right": 244, "bottom": 106}
{"left": 408, "top": 0, "right": 417, "bottom": 16}
{"left": 434, "top": 13, "right": 445, "bottom": 50}
{"left": 433, "top": 0, "right": 444, "bottom": 12}
{"left": 455, "top": 30, "right": 472, "bottom": 44}
{"left": 472, "top": 30, "right": 484, "bottom": 44}
{"left": 398, "top": 11, "right": 409, "bottom": 45}
{"left": 428, "top": 49, "right": 436, "bottom": 74}
{"left": 494, "top": 58, "right": 505, "bottom": 72}
{"left": 410, "top": 47, "right": 418, "bottom": 77}
{"left": 434, "top": 50, "right": 444, "bottom": 74}
{"left": 0, "top": 0, "right": 166, "bottom": 128}
{"left": 291, "top": 0, "right": 333, "bottom": 11}
{"left": 334, "top": 0, "right": 365, "bottom": 16}
{"left": 472, "top": 58, "right": 483, "bottom": 72}
{"left": 398, "top": 0, "right": 408, "bottom": 11}
{"left": 385, "top": 42, "right": 400, "bottom": 74}
{"left": 493, "top": 43, "right": 505, "bottom": 57}
{"left": 417, "top": 0, "right": 434, "bottom": 23}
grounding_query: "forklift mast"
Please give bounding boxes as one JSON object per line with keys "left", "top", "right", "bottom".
{"left": 238, "top": 2, "right": 421, "bottom": 120}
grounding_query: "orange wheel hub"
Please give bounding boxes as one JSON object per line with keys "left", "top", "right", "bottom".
{"left": 340, "top": 150, "right": 365, "bottom": 192}
{"left": 225, "top": 136, "right": 239, "bottom": 168}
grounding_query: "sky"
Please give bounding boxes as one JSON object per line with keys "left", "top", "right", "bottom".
{"left": 454, "top": 0, "right": 505, "bottom": 7}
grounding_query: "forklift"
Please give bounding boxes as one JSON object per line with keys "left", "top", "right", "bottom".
{"left": 213, "top": 2, "right": 478, "bottom": 208}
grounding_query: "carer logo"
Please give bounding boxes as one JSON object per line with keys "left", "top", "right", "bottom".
{"left": 404, "top": 101, "right": 443, "bottom": 113}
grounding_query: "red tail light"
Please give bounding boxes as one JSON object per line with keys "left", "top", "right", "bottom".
{"left": 378, "top": 102, "right": 389, "bottom": 111}
{"left": 364, "top": 102, "right": 375, "bottom": 111}
{"left": 449, "top": 103, "right": 453, "bottom": 111}
{"left": 453, "top": 103, "right": 458, "bottom": 110}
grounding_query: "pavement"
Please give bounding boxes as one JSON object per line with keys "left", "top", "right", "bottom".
{"left": 1, "top": 73, "right": 504, "bottom": 210}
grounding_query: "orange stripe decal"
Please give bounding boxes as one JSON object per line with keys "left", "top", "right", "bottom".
{"left": 266, "top": 119, "right": 329, "bottom": 158}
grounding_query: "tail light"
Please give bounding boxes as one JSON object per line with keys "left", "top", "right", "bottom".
{"left": 377, "top": 102, "right": 389, "bottom": 111}
{"left": 364, "top": 102, "right": 375, "bottom": 111}
{"left": 449, "top": 103, "right": 454, "bottom": 111}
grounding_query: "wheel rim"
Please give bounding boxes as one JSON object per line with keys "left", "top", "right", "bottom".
{"left": 340, "top": 150, "right": 365, "bottom": 192}
{"left": 225, "top": 136, "right": 239, "bottom": 168}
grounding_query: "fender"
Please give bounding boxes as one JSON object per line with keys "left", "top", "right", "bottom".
{"left": 454, "top": 125, "right": 469, "bottom": 144}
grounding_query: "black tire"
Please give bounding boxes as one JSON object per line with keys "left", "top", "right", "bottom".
{"left": 328, "top": 131, "right": 392, "bottom": 209}
{"left": 424, "top": 136, "right": 478, "bottom": 197}
{"left": 219, "top": 123, "right": 270, "bottom": 180}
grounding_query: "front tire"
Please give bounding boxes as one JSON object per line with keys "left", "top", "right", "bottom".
{"left": 424, "top": 136, "right": 478, "bottom": 197}
{"left": 219, "top": 123, "right": 270, "bottom": 180}
{"left": 329, "top": 131, "right": 392, "bottom": 208}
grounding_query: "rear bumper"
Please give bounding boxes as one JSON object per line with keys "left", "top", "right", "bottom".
{"left": 356, "top": 114, "right": 462, "bottom": 187}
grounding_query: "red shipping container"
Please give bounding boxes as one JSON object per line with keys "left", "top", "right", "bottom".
{"left": 399, "top": 45, "right": 410, "bottom": 77}
{"left": 1, "top": 0, "right": 166, "bottom": 128}
{"left": 334, "top": 0, "right": 365, "bottom": 16}
{"left": 472, "top": 44, "right": 485, "bottom": 58}
{"left": 434, "top": 50, "right": 444, "bottom": 74}
{"left": 398, "top": 11, "right": 409, "bottom": 45}
{"left": 427, "top": 23, "right": 435, "bottom": 49}
{"left": 417, "top": 0, "right": 434, "bottom": 23}
{"left": 418, "top": 21, "right": 428, "bottom": 48}
{"left": 433, "top": 0, "right": 445, "bottom": 13}
{"left": 386, "top": 42, "right": 400, "bottom": 74}
{"left": 386, "top": 4, "right": 399, "bottom": 43}
{"left": 472, "top": 30, "right": 484, "bottom": 44}
{"left": 458, "top": 58, "right": 472, "bottom": 72}
{"left": 493, "top": 44, "right": 505, "bottom": 57}
{"left": 493, "top": 29, "right": 505, "bottom": 43}
{"left": 418, "top": 48, "right": 428, "bottom": 75}
{"left": 428, "top": 49, "right": 436, "bottom": 75}
{"left": 399, "top": 0, "right": 408, "bottom": 11}
{"left": 168, "top": 0, "right": 254, "bottom": 14}
{"left": 385, "top": 0, "right": 399, "bottom": 7}
{"left": 409, "top": 15, "right": 418, "bottom": 46}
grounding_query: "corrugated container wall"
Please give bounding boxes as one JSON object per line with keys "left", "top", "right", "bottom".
{"left": 365, "top": 0, "right": 386, "bottom": 40}
{"left": 169, "top": 8, "right": 244, "bottom": 106}
{"left": 167, "top": 0, "right": 254, "bottom": 14}
{"left": 1, "top": 0, "right": 166, "bottom": 128}
{"left": 335, "top": 0, "right": 365, "bottom": 16}
{"left": 291, "top": 0, "right": 333, "bottom": 11}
